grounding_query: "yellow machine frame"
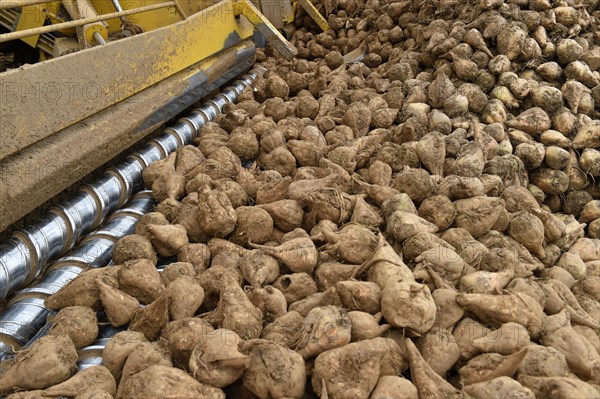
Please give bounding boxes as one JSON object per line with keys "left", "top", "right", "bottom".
{"left": 1, "top": 0, "right": 327, "bottom": 59}
{"left": 8, "top": 0, "right": 189, "bottom": 51}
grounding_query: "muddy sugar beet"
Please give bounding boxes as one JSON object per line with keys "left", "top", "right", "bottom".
{"left": 10, "top": 0, "right": 600, "bottom": 396}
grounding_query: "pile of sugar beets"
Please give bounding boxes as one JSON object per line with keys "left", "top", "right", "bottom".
{"left": 1, "top": 0, "right": 600, "bottom": 397}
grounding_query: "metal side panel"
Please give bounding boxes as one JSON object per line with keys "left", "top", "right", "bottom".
{"left": 0, "top": 0, "right": 255, "bottom": 160}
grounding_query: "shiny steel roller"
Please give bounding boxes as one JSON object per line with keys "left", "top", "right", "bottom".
{"left": 0, "top": 190, "right": 155, "bottom": 360}
{"left": 0, "top": 65, "right": 266, "bottom": 302}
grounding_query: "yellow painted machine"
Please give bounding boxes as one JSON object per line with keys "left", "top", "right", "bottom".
{"left": 0, "top": 0, "right": 329, "bottom": 232}
{"left": 0, "top": 0, "right": 329, "bottom": 58}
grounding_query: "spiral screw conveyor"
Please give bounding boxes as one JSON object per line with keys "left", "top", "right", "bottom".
{"left": 0, "top": 66, "right": 266, "bottom": 361}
